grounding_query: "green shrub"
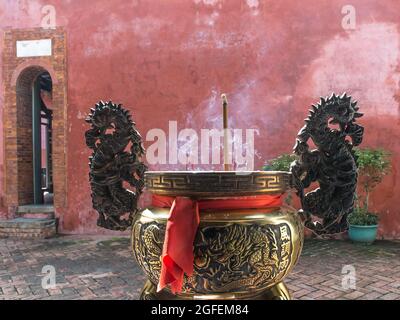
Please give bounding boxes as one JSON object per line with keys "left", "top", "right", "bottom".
{"left": 348, "top": 207, "right": 379, "bottom": 226}
{"left": 349, "top": 148, "right": 391, "bottom": 226}
{"left": 354, "top": 148, "right": 391, "bottom": 212}
{"left": 355, "top": 148, "right": 391, "bottom": 173}
{"left": 262, "top": 154, "right": 297, "bottom": 172}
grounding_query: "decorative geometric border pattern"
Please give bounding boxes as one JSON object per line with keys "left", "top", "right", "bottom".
{"left": 145, "top": 171, "right": 292, "bottom": 196}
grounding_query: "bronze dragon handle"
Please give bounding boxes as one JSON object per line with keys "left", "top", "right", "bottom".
{"left": 85, "top": 101, "right": 147, "bottom": 231}
{"left": 290, "top": 93, "right": 364, "bottom": 235}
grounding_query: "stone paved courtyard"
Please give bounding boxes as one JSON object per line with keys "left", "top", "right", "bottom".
{"left": 0, "top": 236, "right": 399, "bottom": 300}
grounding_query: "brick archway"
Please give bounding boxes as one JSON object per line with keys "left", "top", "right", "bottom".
{"left": 2, "top": 28, "right": 67, "bottom": 213}
{"left": 11, "top": 60, "right": 58, "bottom": 86}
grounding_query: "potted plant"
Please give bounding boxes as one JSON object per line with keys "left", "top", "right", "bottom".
{"left": 263, "top": 153, "right": 297, "bottom": 205}
{"left": 348, "top": 148, "right": 391, "bottom": 243}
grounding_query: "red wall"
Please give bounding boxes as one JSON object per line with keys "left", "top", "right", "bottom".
{"left": 0, "top": 0, "right": 399, "bottom": 237}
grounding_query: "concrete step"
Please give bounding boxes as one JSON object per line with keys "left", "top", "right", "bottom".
{"left": 17, "top": 204, "right": 54, "bottom": 213}
{"left": 0, "top": 218, "right": 57, "bottom": 239}
{"left": 15, "top": 205, "right": 55, "bottom": 219}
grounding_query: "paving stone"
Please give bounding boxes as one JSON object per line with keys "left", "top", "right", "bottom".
{"left": 343, "top": 290, "right": 366, "bottom": 299}
{"left": 293, "top": 288, "right": 311, "bottom": 297}
{"left": 361, "top": 291, "right": 385, "bottom": 300}
{"left": 306, "top": 289, "right": 329, "bottom": 299}
{"left": 380, "top": 292, "right": 400, "bottom": 300}
{"left": 319, "top": 290, "right": 345, "bottom": 299}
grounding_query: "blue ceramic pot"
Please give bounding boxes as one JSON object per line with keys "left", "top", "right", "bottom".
{"left": 348, "top": 224, "right": 378, "bottom": 243}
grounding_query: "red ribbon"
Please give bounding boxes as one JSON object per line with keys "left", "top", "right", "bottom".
{"left": 153, "top": 194, "right": 283, "bottom": 294}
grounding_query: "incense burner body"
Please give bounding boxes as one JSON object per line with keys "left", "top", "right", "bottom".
{"left": 132, "top": 171, "right": 303, "bottom": 300}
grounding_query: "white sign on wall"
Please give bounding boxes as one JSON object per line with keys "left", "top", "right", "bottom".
{"left": 16, "top": 39, "right": 52, "bottom": 58}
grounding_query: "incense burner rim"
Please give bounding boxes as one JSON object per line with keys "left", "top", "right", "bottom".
{"left": 144, "top": 170, "right": 293, "bottom": 197}
{"left": 145, "top": 170, "right": 291, "bottom": 175}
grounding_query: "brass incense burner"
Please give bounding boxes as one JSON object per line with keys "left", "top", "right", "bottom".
{"left": 133, "top": 171, "right": 301, "bottom": 299}
{"left": 85, "top": 93, "right": 364, "bottom": 300}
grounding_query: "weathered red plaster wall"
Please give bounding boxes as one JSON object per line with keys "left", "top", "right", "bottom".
{"left": 0, "top": 0, "right": 399, "bottom": 237}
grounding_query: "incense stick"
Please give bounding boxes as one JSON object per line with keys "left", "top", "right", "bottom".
{"left": 221, "top": 93, "right": 230, "bottom": 171}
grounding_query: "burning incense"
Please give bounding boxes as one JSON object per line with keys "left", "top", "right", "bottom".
{"left": 221, "top": 93, "right": 230, "bottom": 171}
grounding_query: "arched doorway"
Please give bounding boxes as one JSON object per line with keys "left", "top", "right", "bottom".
{"left": 15, "top": 66, "right": 53, "bottom": 205}
{"left": 2, "top": 29, "right": 67, "bottom": 238}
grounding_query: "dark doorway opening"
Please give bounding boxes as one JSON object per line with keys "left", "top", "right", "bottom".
{"left": 32, "top": 72, "right": 53, "bottom": 205}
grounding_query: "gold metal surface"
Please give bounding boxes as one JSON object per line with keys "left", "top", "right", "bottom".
{"left": 144, "top": 171, "right": 292, "bottom": 197}
{"left": 139, "top": 279, "right": 291, "bottom": 300}
{"left": 132, "top": 205, "right": 303, "bottom": 300}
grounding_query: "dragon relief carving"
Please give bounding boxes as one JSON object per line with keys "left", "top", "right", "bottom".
{"left": 85, "top": 101, "right": 147, "bottom": 231}
{"left": 132, "top": 222, "right": 165, "bottom": 284}
{"left": 290, "top": 93, "right": 364, "bottom": 235}
{"left": 132, "top": 221, "right": 293, "bottom": 294}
